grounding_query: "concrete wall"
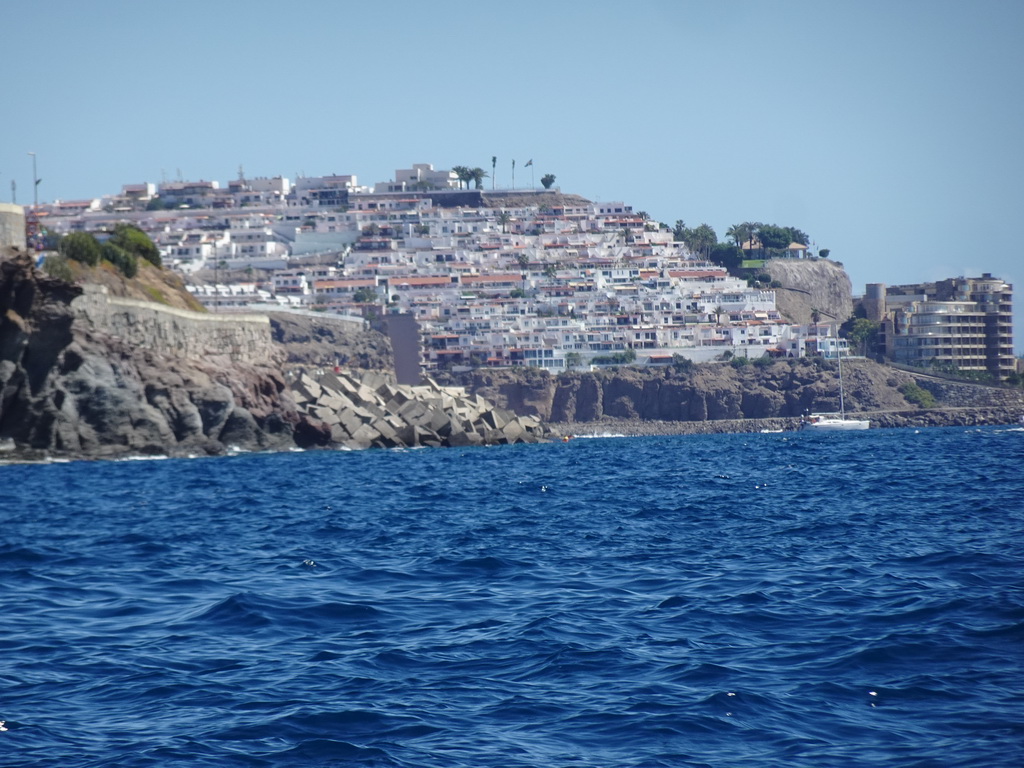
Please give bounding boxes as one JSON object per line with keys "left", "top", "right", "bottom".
{"left": 385, "top": 312, "right": 422, "bottom": 385}
{"left": 73, "top": 285, "right": 276, "bottom": 364}
{"left": 0, "top": 203, "right": 26, "bottom": 251}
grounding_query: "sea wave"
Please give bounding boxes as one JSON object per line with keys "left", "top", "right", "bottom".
{"left": 1, "top": 427, "right": 1022, "bottom": 766}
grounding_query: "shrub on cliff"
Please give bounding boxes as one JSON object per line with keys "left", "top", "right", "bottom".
{"left": 899, "top": 382, "right": 937, "bottom": 408}
{"left": 101, "top": 242, "right": 139, "bottom": 278}
{"left": 671, "top": 354, "right": 695, "bottom": 372}
{"left": 42, "top": 253, "right": 75, "bottom": 282}
{"left": 59, "top": 232, "right": 102, "bottom": 266}
{"left": 108, "top": 224, "right": 161, "bottom": 267}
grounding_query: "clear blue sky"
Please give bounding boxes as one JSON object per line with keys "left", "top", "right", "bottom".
{"left": 4, "top": 0, "right": 1023, "bottom": 349}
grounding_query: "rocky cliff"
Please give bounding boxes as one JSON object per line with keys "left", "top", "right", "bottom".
{"left": 4, "top": 248, "right": 1020, "bottom": 461}
{"left": 766, "top": 258, "right": 853, "bottom": 324}
{"left": 1, "top": 250, "right": 300, "bottom": 459}
{"left": 268, "top": 311, "right": 393, "bottom": 371}
{"left": 0, "top": 250, "right": 545, "bottom": 460}
{"left": 439, "top": 359, "right": 1024, "bottom": 428}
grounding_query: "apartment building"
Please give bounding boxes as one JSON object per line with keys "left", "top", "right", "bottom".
{"left": 878, "top": 274, "right": 1014, "bottom": 379}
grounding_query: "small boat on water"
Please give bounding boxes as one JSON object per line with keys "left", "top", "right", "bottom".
{"left": 800, "top": 346, "right": 870, "bottom": 431}
{"left": 801, "top": 412, "right": 870, "bottom": 431}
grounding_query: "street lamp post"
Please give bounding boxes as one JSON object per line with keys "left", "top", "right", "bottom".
{"left": 28, "top": 152, "right": 38, "bottom": 209}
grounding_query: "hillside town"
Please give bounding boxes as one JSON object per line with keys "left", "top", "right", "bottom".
{"left": 19, "top": 162, "right": 1017, "bottom": 381}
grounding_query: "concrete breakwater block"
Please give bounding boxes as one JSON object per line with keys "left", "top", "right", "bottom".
{"left": 288, "top": 369, "right": 548, "bottom": 449}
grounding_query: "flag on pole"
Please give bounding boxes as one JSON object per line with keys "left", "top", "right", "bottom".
{"left": 524, "top": 159, "right": 533, "bottom": 167}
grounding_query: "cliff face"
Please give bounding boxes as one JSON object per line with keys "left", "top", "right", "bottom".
{"left": 1, "top": 251, "right": 300, "bottom": 459}
{"left": 441, "top": 360, "right": 1024, "bottom": 425}
{"left": 268, "top": 312, "right": 394, "bottom": 371}
{"left": 5, "top": 248, "right": 1019, "bottom": 459}
{"left": 766, "top": 259, "right": 853, "bottom": 324}
{"left": 0, "top": 251, "right": 527, "bottom": 460}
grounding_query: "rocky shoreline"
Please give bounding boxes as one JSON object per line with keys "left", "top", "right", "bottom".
{"left": 549, "top": 406, "right": 1023, "bottom": 438}
{"left": 3, "top": 248, "right": 1022, "bottom": 463}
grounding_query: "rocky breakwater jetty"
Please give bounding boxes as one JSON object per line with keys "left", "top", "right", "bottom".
{"left": 289, "top": 369, "right": 549, "bottom": 449}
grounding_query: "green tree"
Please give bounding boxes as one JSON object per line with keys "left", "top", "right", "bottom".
{"left": 565, "top": 351, "right": 583, "bottom": 368}
{"left": 108, "top": 224, "right": 161, "bottom": 267}
{"left": 755, "top": 224, "right": 791, "bottom": 251}
{"left": 491, "top": 155, "right": 497, "bottom": 189}
{"left": 470, "top": 167, "right": 488, "bottom": 189}
{"left": 708, "top": 246, "right": 741, "bottom": 274}
{"left": 497, "top": 211, "right": 512, "bottom": 233}
{"left": 673, "top": 219, "right": 688, "bottom": 242}
{"left": 818, "top": 248, "right": 830, "bottom": 258}
{"left": 352, "top": 287, "right": 377, "bottom": 303}
{"left": 843, "top": 317, "right": 880, "bottom": 356}
{"left": 540, "top": 173, "right": 556, "bottom": 189}
{"left": 785, "top": 227, "right": 810, "bottom": 246}
{"left": 59, "top": 232, "right": 102, "bottom": 266}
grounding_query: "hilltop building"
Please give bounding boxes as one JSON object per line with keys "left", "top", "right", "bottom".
{"left": 874, "top": 274, "right": 1014, "bottom": 379}
{"left": 29, "top": 162, "right": 877, "bottom": 376}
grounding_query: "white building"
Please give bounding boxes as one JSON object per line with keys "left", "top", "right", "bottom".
{"left": 374, "top": 163, "right": 459, "bottom": 193}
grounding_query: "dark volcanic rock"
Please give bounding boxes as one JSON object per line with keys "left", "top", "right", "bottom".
{"left": 438, "top": 358, "right": 1024, "bottom": 428}
{"left": 268, "top": 312, "right": 393, "bottom": 371}
{"left": 0, "top": 250, "right": 304, "bottom": 459}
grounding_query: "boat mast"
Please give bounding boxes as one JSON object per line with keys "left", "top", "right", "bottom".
{"left": 837, "top": 341, "right": 846, "bottom": 420}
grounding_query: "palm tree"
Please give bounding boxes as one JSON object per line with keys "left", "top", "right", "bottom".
{"left": 684, "top": 224, "right": 717, "bottom": 261}
{"left": 713, "top": 305, "right": 726, "bottom": 325}
{"left": 497, "top": 211, "right": 512, "bottom": 233}
{"left": 727, "top": 221, "right": 761, "bottom": 250}
{"left": 451, "top": 165, "right": 471, "bottom": 189}
{"left": 673, "top": 220, "right": 687, "bottom": 242}
{"left": 491, "top": 156, "right": 497, "bottom": 189}
{"left": 470, "top": 168, "right": 488, "bottom": 189}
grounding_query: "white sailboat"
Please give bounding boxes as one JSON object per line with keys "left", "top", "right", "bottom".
{"left": 801, "top": 345, "right": 870, "bottom": 431}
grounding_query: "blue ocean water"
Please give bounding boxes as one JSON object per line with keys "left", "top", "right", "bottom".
{"left": 1, "top": 426, "right": 1023, "bottom": 767}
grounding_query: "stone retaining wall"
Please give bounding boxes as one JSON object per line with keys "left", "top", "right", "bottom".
{"left": 916, "top": 378, "right": 1024, "bottom": 409}
{"left": 73, "top": 285, "right": 275, "bottom": 364}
